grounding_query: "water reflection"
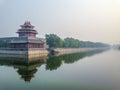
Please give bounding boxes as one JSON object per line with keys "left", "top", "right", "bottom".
{"left": 46, "top": 49, "right": 107, "bottom": 71}
{"left": 0, "top": 59, "right": 46, "bottom": 82}
{"left": 16, "top": 64, "right": 40, "bottom": 82}
{"left": 0, "top": 49, "right": 107, "bottom": 82}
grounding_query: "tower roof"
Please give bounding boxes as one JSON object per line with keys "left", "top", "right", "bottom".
{"left": 17, "top": 21, "right": 38, "bottom": 38}
{"left": 24, "top": 21, "right": 31, "bottom": 26}
{"left": 20, "top": 21, "right": 34, "bottom": 27}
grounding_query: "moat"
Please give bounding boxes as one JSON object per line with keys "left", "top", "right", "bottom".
{"left": 0, "top": 49, "right": 120, "bottom": 90}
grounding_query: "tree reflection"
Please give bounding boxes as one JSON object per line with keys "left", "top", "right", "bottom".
{"left": 46, "top": 49, "right": 107, "bottom": 71}
{"left": 46, "top": 56, "right": 63, "bottom": 71}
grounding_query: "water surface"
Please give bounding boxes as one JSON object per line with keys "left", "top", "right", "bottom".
{"left": 0, "top": 49, "right": 120, "bottom": 90}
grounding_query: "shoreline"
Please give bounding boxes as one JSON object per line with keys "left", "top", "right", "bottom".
{"left": 0, "top": 47, "right": 109, "bottom": 63}
{"left": 49, "top": 47, "right": 109, "bottom": 55}
{"left": 0, "top": 47, "right": 109, "bottom": 56}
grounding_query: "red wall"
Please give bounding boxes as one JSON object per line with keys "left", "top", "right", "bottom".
{"left": 10, "top": 43, "right": 44, "bottom": 48}
{"left": 19, "top": 33, "right": 36, "bottom": 38}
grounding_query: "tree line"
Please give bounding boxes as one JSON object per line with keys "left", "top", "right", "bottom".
{"left": 45, "top": 34, "right": 110, "bottom": 48}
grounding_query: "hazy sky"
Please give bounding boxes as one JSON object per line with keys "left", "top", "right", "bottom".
{"left": 0, "top": 0, "right": 120, "bottom": 44}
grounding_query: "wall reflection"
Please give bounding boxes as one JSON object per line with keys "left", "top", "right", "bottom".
{"left": 0, "top": 49, "right": 107, "bottom": 82}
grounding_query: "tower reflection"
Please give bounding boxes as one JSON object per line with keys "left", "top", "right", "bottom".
{"left": 0, "top": 56, "right": 47, "bottom": 82}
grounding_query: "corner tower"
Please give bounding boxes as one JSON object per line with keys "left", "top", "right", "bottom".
{"left": 17, "top": 21, "right": 38, "bottom": 38}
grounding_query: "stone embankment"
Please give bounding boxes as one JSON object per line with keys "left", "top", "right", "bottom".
{"left": 0, "top": 48, "right": 108, "bottom": 56}
{"left": 52, "top": 48, "right": 108, "bottom": 55}
{"left": 0, "top": 47, "right": 108, "bottom": 63}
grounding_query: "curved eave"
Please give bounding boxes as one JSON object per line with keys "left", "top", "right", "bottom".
{"left": 18, "top": 29, "right": 37, "bottom": 31}
{"left": 16, "top": 31, "right": 38, "bottom": 34}
{"left": 10, "top": 41, "right": 44, "bottom": 44}
{"left": 20, "top": 25, "right": 34, "bottom": 28}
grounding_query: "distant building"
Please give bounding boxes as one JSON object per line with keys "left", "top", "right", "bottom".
{"left": 0, "top": 21, "right": 47, "bottom": 49}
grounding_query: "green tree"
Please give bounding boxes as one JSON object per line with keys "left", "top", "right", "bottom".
{"left": 45, "top": 34, "right": 110, "bottom": 48}
{"left": 45, "top": 34, "right": 63, "bottom": 48}
{"left": 63, "top": 38, "right": 82, "bottom": 48}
